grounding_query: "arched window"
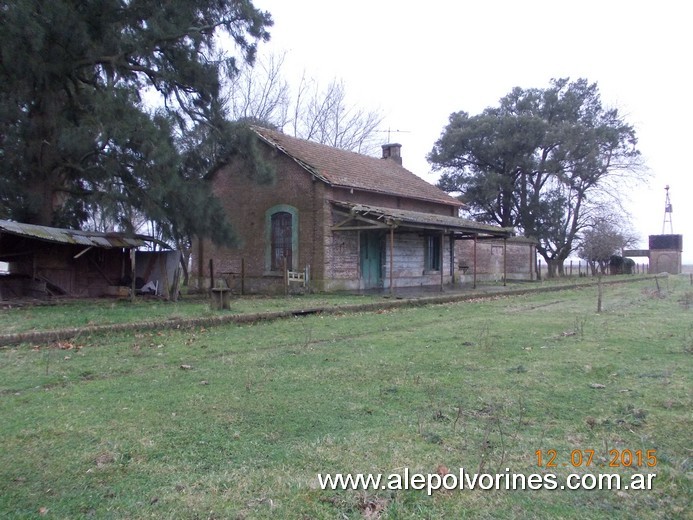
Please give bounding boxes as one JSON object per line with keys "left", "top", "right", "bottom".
{"left": 265, "top": 205, "right": 298, "bottom": 272}
{"left": 271, "top": 211, "right": 292, "bottom": 271}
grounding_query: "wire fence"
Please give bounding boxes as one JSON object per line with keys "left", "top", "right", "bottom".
{"left": 536, "top": 260, "right": 651, "bottom": 279}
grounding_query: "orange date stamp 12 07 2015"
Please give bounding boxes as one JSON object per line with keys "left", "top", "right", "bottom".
{"left": 535, "top": 449, "right": 657, "bottom": 469}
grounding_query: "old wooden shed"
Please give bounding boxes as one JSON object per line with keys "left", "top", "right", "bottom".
{"left": 0, "top": 219, "right": 180, "bottom": 300}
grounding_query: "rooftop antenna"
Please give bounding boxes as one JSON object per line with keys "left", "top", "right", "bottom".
{"left": 662, "top": 185, "right": 673, "bottom": 234}
{"left": 376, "top": 128, "right": 410, "bottom": 143}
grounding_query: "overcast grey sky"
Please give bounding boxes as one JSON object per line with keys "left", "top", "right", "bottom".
{"left": 254, "top": 0, "right": 692, "bottom": 262}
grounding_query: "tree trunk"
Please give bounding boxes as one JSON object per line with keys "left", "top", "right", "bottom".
{"left": 545, "top": 256, "right": 571, "bottom": 278}
{"left": 25, "top": 91, "right": 66, "bottom": 225}
{"left": 546, "top": 259, "right": 559, "bottom": 278}
{"left": 179, "top": 254, "right": 189, "bottom": 287}
{"left": 25, "top": 179, "right": 61, "bottom": 225}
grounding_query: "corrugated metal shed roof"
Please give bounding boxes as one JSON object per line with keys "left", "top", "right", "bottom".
{"left": 332, "top": 202, "right": 515, "bottom": 237}
{"left": 0, "top": 219, "right": 147, "bottom": 248}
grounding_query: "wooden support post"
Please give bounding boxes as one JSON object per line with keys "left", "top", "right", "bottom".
{"left": 450, "top": 234, "right": 456, "bottom": 285}
{"left": 473, "top": 234, "right": 478, "bottom": 289}
{"left": 241, "top": 258, "right": 245, "bottom": 295}
{"left": 197, "top": 239, "right": 204, "bottom": 292}
{"left": 130, "top": 249, "right": 136, "bottom": 302}
{"left": 440, "top": 231, "right": 444, "bottom": 291}
{"left": 503, "top": 238, "right": 507, "bottom": 286}
{"left": 389, "top": 227, "right": 394, "bottom": 295}
{"left": 209, "top": 259, "right": 214, "bottom": 295}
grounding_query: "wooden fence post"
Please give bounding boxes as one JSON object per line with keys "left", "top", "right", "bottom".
{"left": 209, "top": 259, "right": 214, "bottom": 295}
{"left": 283, "top": 256, "right": 288, "bottom": 296}
{"left": 241, "top": 258, "right": 245, "bottom": 295}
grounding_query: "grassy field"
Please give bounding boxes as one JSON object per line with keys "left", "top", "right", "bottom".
{"left": 0, "top": 276, "right": 690, "bottom": 519}
{"left": 0, "top": 293, "right": 386, "bottom": 336}
{"left": 0, "top": 276, "right": 617, "bottom": 336}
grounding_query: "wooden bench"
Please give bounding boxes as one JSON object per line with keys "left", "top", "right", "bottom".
{"left": 284, "top": 265, "right": 310, "bottom": 294}
{"left": 287, "top": 270, "right": 306, "bottom": 286}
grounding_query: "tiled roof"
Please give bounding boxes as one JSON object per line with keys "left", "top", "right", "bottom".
{"left": 251, "top": 126, "right": 463, "bottom": 207}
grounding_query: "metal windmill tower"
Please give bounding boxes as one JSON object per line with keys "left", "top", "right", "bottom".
{"left": 662, "top": 185, "right": 673, "bottom": 234}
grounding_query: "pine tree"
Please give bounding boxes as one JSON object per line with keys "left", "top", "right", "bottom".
{"left": 0, "top": 0, "right": 272, "bottom": 245}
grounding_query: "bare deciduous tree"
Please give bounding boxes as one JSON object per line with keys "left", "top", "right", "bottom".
{"left": 578, "top": 214, "right": 638, "bottom": 275}
{"left": 225, "top": 52, "right": 291, "bottom": 127}
{"left": 292, "top": 76, "right": 383, "bottom": 154}
{"left": 225, "top": 53, "right": 383, "bottom": 155}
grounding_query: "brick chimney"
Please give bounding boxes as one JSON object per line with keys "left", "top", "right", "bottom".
{"left": 381, "top": 143, "right": 402, "bottom": 166}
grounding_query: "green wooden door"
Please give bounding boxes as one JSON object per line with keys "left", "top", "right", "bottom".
{"left": 360, "top": 232, "right": 382, "bottom": 289}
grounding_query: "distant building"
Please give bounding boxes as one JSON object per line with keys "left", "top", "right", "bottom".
{"left": 648, "top": 234, "right": 683, "bottom": 274}
{"left": 624, "top": 234, "right": 684, "bottom": 274}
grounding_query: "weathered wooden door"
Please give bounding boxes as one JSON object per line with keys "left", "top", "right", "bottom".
{"left": 360, "top": 232, "right": 382, "bottom": 289}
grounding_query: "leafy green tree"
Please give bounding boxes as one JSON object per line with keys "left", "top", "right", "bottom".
{"left": 433, "top": 109, "right": 545, "bottom": 228}
{"left": 429, "top": 78, "right": 643, "bottom": 277}
{"left": 0, "top": 0, "right": 272, "bottom": 245}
